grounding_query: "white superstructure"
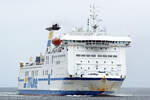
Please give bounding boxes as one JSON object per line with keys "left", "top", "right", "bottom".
{"left": 18, "top": 5, "right": 132, "bottom": 95}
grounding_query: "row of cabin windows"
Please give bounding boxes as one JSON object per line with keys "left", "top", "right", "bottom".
{"left": 25, "top": 71, "right": 38, "bottom": 77}
{"left": 79, "top": 67, "right": 119, "bottom": 71}
{"left": 85, "top": 47, "right": 108, "bottom": 50}
{"left": 80, "top": 67, "right": 103, "bottom": 70}
{"left": 63, "top": 40, "right": 129, "bottom": 44}
{"left": 73, "top": 47, "right": 117, "bottom": 50}
{"left": 53, "top": 55, "right": 65, "bottom": 58}
{"left": 86, "top": 43, "right": 109, "bottom": 45}
{"left": 80, "top": 60, "right": 114, "bottom": 64}
{"left": 25, "top": 70, "right": 48, "bottom": 77}
{"left": 76, "top": 54, "right": 117, "bottom": 58}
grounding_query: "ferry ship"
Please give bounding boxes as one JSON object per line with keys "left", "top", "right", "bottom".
{"left": 18, "top": 5, "right": 132, "bottom": 95}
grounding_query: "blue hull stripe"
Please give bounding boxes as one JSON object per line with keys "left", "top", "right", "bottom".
{"left": 18, "top": 90, "right": 113, "bottom": 95}
{"left": 19, "top": 78, "right": 124, "bottom": 82}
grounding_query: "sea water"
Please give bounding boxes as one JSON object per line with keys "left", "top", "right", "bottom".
{"left": 0, "top": 87, "right": 150, "bottom": 100}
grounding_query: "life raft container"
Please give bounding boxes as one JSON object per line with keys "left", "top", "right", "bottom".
{"left": 52, "top": 38, "right": 61, "bottom": 46}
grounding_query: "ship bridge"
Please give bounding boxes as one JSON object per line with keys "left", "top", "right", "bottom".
{"left": 61, "top": 35, "right": 132, "bottom": 78}
{"left": 61, "top": 35, "right": 132, "bottom": 41}
{"left": 61, "top": 35, "right": 132, "bottom": 47}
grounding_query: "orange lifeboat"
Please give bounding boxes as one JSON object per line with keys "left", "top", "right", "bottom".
{"left": 52, "top": 38, "right": 62, "bottom": 46}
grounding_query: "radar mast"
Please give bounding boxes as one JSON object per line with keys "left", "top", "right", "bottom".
{"left": 87, "top": 1, "right": 107, "bottom": 35}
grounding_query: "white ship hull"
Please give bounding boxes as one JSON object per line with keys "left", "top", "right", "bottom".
{"left": 18, "top": 77, "right": 123, "bottom": 95}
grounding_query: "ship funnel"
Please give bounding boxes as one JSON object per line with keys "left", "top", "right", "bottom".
{"left": 46, "top": 24, "right": 61, "bottom": 31}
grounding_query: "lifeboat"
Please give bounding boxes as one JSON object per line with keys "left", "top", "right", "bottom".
{"left": 52, "top": 38, "right": 62, "bottom": 46}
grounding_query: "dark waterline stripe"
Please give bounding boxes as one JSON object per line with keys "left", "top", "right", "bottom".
{"left": 19, "top": 77, "right": 124, "bottom": 82}
{"left": 18, "top": 90, "right": 114, "bottom": 95}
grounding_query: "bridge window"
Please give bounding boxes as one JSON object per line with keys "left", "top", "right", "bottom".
{"left": 108, "top": 55, "right": 112, "bottom": 57}
{"left": 76, "top": 54, "right": 80, "bottom": 57}
{"left": 103, "top": 55, "right": 107, "bottom": 57}
{"left": 81, "top": 54, "right": 85, "bottom": 57}
{"left": 91, "top": 55, "right": 96, "bottom": 57}
{"left": 98, "top": 55, "right": 102, "bottom": 57}
{"left": 86, "top": 54, "right": 90, "bottom": 57}
{"left": 113, "top": 55, "right": 117, "bottom": 58}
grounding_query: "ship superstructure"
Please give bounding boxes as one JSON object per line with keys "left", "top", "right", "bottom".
{"left": 18, "top": 5, "right": 132, "bottom": 95}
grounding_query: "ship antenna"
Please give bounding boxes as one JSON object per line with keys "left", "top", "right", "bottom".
{"left": 88, "top": 1, "right": 107, "bottom": 35}
{"left": 87, "top": 18, "right": 90, "bottom": 32}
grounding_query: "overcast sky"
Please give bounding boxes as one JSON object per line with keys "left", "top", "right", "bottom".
{"left": 0, "top": 0, "right": 150, "bottom": 87}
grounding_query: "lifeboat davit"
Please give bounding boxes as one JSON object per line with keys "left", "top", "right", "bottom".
{"left": 52, "top": 38, "right": 62, "bottom": 46}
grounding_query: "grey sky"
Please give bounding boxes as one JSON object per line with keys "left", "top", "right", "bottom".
{"left": 0, "top": 0, "right": 150, "bottom": 87}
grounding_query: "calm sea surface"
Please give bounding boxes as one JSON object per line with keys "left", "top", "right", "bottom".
{"left": 0, "top": 87, "right": 150, "bottom": 100}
